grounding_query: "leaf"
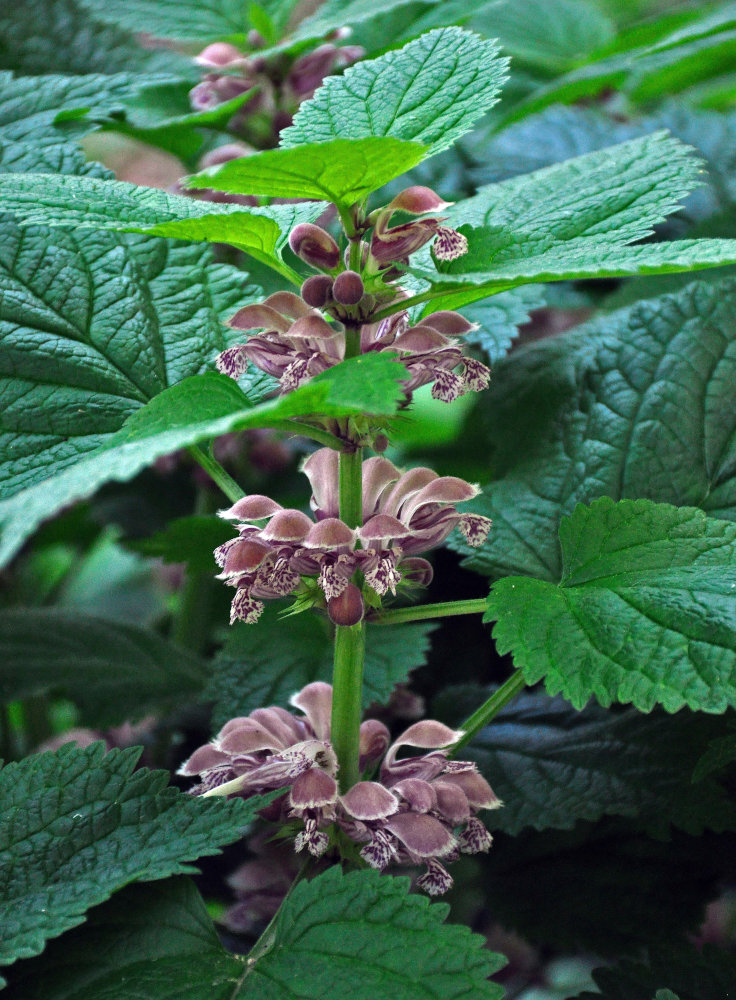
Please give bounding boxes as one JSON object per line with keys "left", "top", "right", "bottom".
{"left": 5, "top": 869, "right": 506, "bottom": 999}
{"left": 445, "top": 691, "right": 736, "bottom": 836}
{"left": 0, "top": 742, "right": 269, "bottom": 977}
{"left": 0, "top": 609, "right": 207, "bottom": 726}
{"left": 452, "top": 277, "right": 736, "bottom": 582}
{"left": 129, "top": 515, "right": 235, "bottom": 572}
{"left": 479, "top": 820, "right": 733, "bottom": 957}
{"left": 0, "top": 356, "right": 405, "bottom": 569}
{"left": 0, "top": 0, "right": 194, "bottom": 77}
{"left": 281, "top": 27, "right": 509, "bottom": 157}
{"left": 208, "top": 604, "right": 436, "bottom": 727}
{"left": 692, "top": 730, "right": 736, "bottom": 782}
{"left": 290, "top": 0, "right": 441, "bottom": 44}
{"left": 577, "top": 946, "right": 736, "bottom": 1000}
{"left": 0, "top": 220, "right": 259, "bottom": 500}
{"left": 245, "top": 866, "right": 505, "bottom": 999}
{"left": 486, "top": 498, "right": 736, "bottom": 714}
{"left": 0, "top": 171, "right": 328, "bottom": 266}
{"left": 74, "top": 0, "right": 258, "bottom": 41}
{"left": 4, "top": 878, "right": 241, "bottom": 999}
{"left": 186, "top": 137, "right": 428, "bottom": 209}
{"left": 458, "top": 286, "right": 544, "bottom": 364}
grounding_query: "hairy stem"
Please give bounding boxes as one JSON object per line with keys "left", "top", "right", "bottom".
{"left": 331, "top": 622, "right": 366, "bottom": 792}
{"left": 451, "top": 671, "right": 527, "bottom": 755}
{"left": 371, "top": 597, "right": 488, "bottom": 625}
{"left": 188, "top": 444, "right": 244, "bottom": 504}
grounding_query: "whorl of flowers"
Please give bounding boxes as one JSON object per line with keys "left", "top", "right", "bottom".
{"left": 179, "top": 682, "right": 500, "bottom": 895}
{"left": 214, "top": 448, "right": 492, "bottom": 625}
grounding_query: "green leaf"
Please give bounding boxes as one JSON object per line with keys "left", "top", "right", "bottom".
{"left": 692, "top": 729, "right": 736, "bottom": 782}
{"left": 0, "top": 742, "right": 269, "bottom": 977}
{"left": 281, "top": 27, "right": 508, "bottom": 157}
{"left": 5, "top": 869, "right": 506, "bottom": 999}
{"left": 186, "top": 137, "right": 428, "bottom": 209}
{"left": 0, "top": 0, "right": 194, "bottom": 77}
{"left": 453, "top": 277, "right": 736, "bottom": 582}
{"left": 485, "top": 498, "right": 736, "bottom": 713}
{"left": 74, "top": 0, "right": 257, "bottom": 41}
{"left": 245, "top": 866, "right": 505, "bottom": 999}
{"left": 4, "top": 878, "right": 241, "bottom": 999}
{"left": 209, "top": 604, "right": 436, "bottom": 727}
{"left": 458, "top": 287, "right": 544, "bottom": 364}
{"left": 0, "top": 221, "right": 259, "bottom": 500}
{"left": 0, "top": 356, "right": 404, "bottom": 569}
{"left": 578, "top": 946, "right": 736, "bottom": 1000}
{"left": 129, "top": 515, "right": 235, "bottom": 572}
{"left": 290, "top": 0, "right": 440, "bottom": 44}
{"left": 480, "top": 820, "right": 733, "bottom": 956}
{"left": 448, "top": 692, "right": 736, "bottom": 835}
{"left": 0, "top": 171, "right": 328, "bottom": 267}
{"left": 0, "top": 610, "right": 207, "bottom": 726}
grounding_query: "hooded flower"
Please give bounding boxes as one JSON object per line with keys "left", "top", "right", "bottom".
{"left": 214, "top": 449, "right": 492, "bottom": 624}
{"left": 368, "top": 186, "right": 468, "bottom": 267}
{"left": 180, "top": 683, "right": 500, "bottom": 894}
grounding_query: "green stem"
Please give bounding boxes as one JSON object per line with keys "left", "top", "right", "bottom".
{"left": 188, "top": 445, "right": 244, "bottom": 504}
{"left": 372, "top": 598, "right": 488, "bottom": 625}
{"left": 264, "top": 419, "right": 344, "bottom": 450}
{"left": 171, "top": 491, "right": 218, "bottom": 655}
{"left": 331, "top": 622, "right": 366, "bottom": 792}
{"left": 451, "top": 671, "right": 527, "bottom": 755}
{"left": 348, "top": 236, "right": 362, "bottom": 272}
{"left": 338, "top": 447, "right": 363, "bottom": 527}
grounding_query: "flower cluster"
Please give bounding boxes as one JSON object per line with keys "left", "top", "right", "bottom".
{"left": 214, "top": 447, "right": 492, "bottom": 625}
{"left": 179, "top": 682, "right": 500, "bottom": 894}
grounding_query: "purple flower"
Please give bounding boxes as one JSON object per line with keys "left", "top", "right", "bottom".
{"left": 214, "top": 449, "right": 492, "bottom": 623}
{"left": 368, "top": 186, "right": 468, "bottom": 267}
{"left": 180, "top": 683, "right": 500, "bottom": 894}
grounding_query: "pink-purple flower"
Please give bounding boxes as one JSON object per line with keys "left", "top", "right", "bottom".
{"left": 179, "top": 682, "right": 500, "bottom": 894}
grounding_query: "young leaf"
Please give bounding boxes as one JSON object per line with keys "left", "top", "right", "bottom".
{"left": 185, "top": 136, "right": 428, "bottom": 209}
{"left": 245, "top": 866, "right": 505, "bottom": 999}
{"left": 208, "top": 605, "right": 436, "bottom": 727}
{"left": 0, "top": 742, "right": 270, "bottom": 977}
{"left": 453, "top": 277, "right": 736, "bottom": 582}
{"left": 0, "top": 357, "right": 405, "bottom": 569}
{"left": 449, "top": 692, "right": 736, "bottom": 836}
{"left": 280, "top": 27, "right": 509, "bottom": 156}
{"left": 486, "top": 498, "right": 736, "bottom": 714}
{"left": 0, "top": 609, "right": 207, "bottom": 726}
{"left": 4, "top": 878, "right": 240, "bottom": 999}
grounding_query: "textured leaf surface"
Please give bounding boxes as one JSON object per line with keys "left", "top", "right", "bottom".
{"left": 0, "top": 743, "right": 267, "bottom": 974}
{"left": 130, "top": 514, "right": 234, "bottom": 572}
{"left": 578, "top": 946, "right": 736, "bottom": 1000}
{"left": 0, "top": 172, "right": 327, "bottom": 260}
{"left": 245, "top": 866, "right": 505, "bottom": 999}
{"left": 0, "top": 357, "right": 404, "bottom": 568}
{"left": 290, "top": 0, "right": 439, "bottom": 43}
{"left": 281, "top": 28, "right": 508, "bottom": 156}
{"left": 0, "top": 610, "right": 207, "bottom": 726}
{"left": 453, "top": 278, "right": 736, "bottom": 581}
{"left": 457, "top": 287, "right": 544, "bottom": 364}
{"left": 186, "top": 137, "right": 427, "bottom": 208}
{"left": 4, "top": 878, "right": 241, "bottom": 999}
{"left": 451, "top": 692, "right": 736, "bottom": 835}
{"left": 75, "top": 0, "right": 256, "bottom": 41}
{"left": 209, "top": 606, "right": 436, "bottom": 727}
{"left": 486, "top": 499, "right": 736, "bottom": 713}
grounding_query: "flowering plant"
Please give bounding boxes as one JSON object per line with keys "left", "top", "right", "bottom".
{"left": 2, "top": 2, "right": 736, "bottom": 998}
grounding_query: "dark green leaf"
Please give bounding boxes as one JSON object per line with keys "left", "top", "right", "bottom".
{"left": 0, "top": 742, "right": 269, "bottom": 976}
{"left": 692, "top": 730, "right": 736, "bottom": 782}
{"left": 577, "top": 946, "right": 736, "bottom": 1000}
{"left": 129, "top": 515, "right": 235, "bottom": 572}
{"left": 486, "top": 499, "right": 736, "bottom": 713}
{"left": 75, "top": 0, "right": 260, "bottom": 41}
{"left": 0, "top": 609, "right": 207, "bottom": 726}
{"left": 209, "top": 604, "right": 436, "bottom": 727}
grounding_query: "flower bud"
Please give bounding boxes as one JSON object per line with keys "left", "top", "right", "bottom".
{"left": 289, "top": 224, "right": 340, "bottom": 270}
{"left": 332, "top": 270, "right": 364, "bottom": 306}
{"left": 200, "top": 143, "right": 252, "bottom": 169}
{"left": 387, "top": 186, "right": 451, "bottom": 216}
{"left": 372, "top": 433, "right": 389, "bottom": 453}
{"left": 327, "top": 583, "right": 364, "bottom": 626}
{"left": 195, "top": 43, "right": 247, "bottom": 68}
{"left": 301, "top": 274, "right": 334, "bottom": 308}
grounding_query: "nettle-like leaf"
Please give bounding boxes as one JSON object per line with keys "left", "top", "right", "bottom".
{"left": 290, "top": 0, "right": 442, "bottom": 44}
{"left": 0, "top": 609, "right": 207, "bottom": 726}
{"left": 459, "top": 286, "right": 544, "bottom": 364}
{"left": 454, "top": 278, "right": 736, "bottom": 582}
{"left": 6, "top": 870, "right": 506, "bottom": 999}
{"left": 73, "top": 0, "right": 259, "bottom": 41}
{"left": 446, "top": 692, "right": 736, "bottom": 836}
{"left": 0, "top": 172, "right": 328, "bottom": 270}
{"left": 577, "top": 946, "right": 736, "bottom": 1000}
{"left": 481, "top": 820, "right": 734, "bottom": 957}
{"left": 185, "top": 136, "right": 428, "bottom": 209}
{"left": 486, "top": 499, "right": 736, "bottom": 714}
{"left": 129, "top": 514, "right": 235, "bottom": 572}
{"left": 413, "top": 132, "right": 736, "bottom": 308}
{"left": 0, "top": 0, "right": 194, "bottom": 77}
{"left": 0, "top": 742, "right": 269, "bottom": 981}
{"left": 209, "top": 606, "right": 436, "bottom": 727}
{"left": 0, "top": 357, "right": 405, "bottom": 568}
{"left": 280, "top": 27, "right": 508, "bottom": 156}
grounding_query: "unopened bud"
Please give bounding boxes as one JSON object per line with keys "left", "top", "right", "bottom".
{"left": 301, "top": 274, "right": 334, "bottom": 308}
{"left": 247, "top": 29, "right": 265, "bottom": 49}
{"left": 372, "top": 433, "right": 390, "bottom": 453}
{"left": 289, "top": 224, "right": 340, "bottom": 270}
{"left": 387, "top": 186, "right": 451, "bottom": 216}
{"left": 195, "top": 42, "right": 247, "bottom": 68}
{"left": 332, "top": 270, "right": 364, "bottom": 305}
{"left": 328, "top": 583, "right": 364, "bottom": 626}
